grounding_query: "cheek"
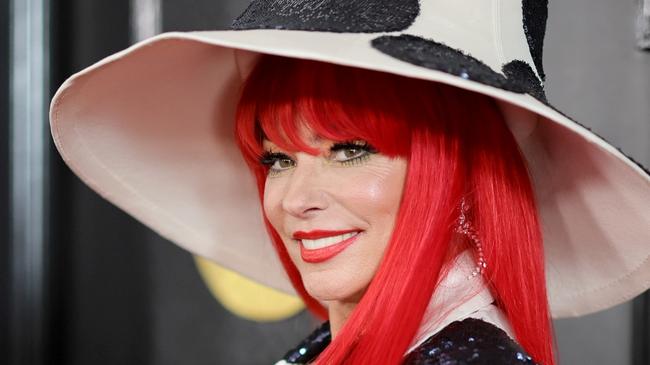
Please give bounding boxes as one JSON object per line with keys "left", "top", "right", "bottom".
{"left": 328, "top": 159, "right": 407, "bottom": 276}
{"left": 349, "top": 160, "right": 408, "bottom": 269}
{"left": 344, "top": 159, "right": 407, "bottom": 222}
{"left": 262, "top": 179, "right": 284, "bottom": 229}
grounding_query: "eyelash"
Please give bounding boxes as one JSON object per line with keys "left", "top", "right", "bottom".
{"left": 259, "top": 152, "right": 292, "bottom": 176}
{"left": 259, "top": 140, "right": 378, "bottom": 175}
{"left": 330, "top": 141, "right": 377, "bottom": 166}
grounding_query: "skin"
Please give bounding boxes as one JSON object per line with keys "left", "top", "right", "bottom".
{"left": 262, "top": 130, "right": 407, "bottom": 338}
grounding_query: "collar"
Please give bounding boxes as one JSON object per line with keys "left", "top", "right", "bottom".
{"left": 276, "top": 251, "right": 515, "bottom": 365}
{"left": 407, "top": 250, "right": 514, "bottom": 353}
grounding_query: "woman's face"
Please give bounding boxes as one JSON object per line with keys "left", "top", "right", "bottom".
{"left": 262, "top": 129, "right": 407, "bottom": 303}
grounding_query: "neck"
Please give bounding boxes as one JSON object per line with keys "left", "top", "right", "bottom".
{"left": 327, "top": 304, "right": 349, "bottom": 339}
{"left": 407, "top": 251, "right": 500, "bottom": 351}
{"left": 324, "top": 251, "right": 496, "bottom": 343}
{"left": 327, "top": 295, "right": 362, "bottom": 338}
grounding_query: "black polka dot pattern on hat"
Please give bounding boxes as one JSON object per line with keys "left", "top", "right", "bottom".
{"left": 370, "top": 34, "right": 548, "bottom": 103}
{"left": 228, "top": 1, "right": 649, "bottom": 178}
{"left": 502, "top": 60, "right": 547, "bottom": 103}
{"left": 231, "top": 0, "right": 420, "bottom": 33}
{"left": 522, "top": 0, "right": 548, "bottom": 82}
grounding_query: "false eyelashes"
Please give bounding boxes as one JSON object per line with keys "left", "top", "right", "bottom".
{"left": 258, "top": 140, "right": 379, "bottom": 173}
{"left": 259, "top": 151, "right": 292, "bottom": 166}
{"left": 330, "top": 140, "right": 378, "bottom": 154}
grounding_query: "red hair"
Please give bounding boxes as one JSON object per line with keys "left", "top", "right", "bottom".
{"left": 235, "top": 55, "right": 555, "bottom": 365}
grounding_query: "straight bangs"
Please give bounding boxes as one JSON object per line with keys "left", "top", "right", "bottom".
{"left": 236, "top": 55, "right": 445, "bottom": 164}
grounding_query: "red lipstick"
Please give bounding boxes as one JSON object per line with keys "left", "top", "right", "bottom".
{"left": 292, "top": 229, "right": 359, "bottom": 240}
{"left": 292, "top": 229, "right": 361, "bottom": 263}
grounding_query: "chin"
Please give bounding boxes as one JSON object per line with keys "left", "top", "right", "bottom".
{"left": 301, "top": 271, "right": 368, "bottom": 303}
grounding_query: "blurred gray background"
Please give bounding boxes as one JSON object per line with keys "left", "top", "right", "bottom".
{"left": 2, "top": 0, "right": 649, "bottom": 364}
{"left": 546, "top": 0, "right": 649, "bottom": 164}
{"left": 545, "top": 1, "right": 649, "bottom": 364}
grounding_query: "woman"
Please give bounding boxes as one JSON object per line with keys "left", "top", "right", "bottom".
{"left": 49, "top": 1, "right": 650, "bottom": 364}
{"left": 235, "top": 55, "right": 552, "bottom": 364}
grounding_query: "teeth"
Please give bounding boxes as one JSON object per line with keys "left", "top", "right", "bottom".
{"left": 302, "top": 232, "right": 358, "bottom": 250}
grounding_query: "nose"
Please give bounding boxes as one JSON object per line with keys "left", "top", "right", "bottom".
{"left": 281, "top": 155, "right": 328, "bottom": 218}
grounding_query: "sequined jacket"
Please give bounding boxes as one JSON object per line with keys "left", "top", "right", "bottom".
{"left": 275, "top": 318, "right": 538, "bottom": 365}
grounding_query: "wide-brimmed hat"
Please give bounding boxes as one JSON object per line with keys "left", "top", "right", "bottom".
{"left": 50, "top": 0, "right": 650, "bottom": 318}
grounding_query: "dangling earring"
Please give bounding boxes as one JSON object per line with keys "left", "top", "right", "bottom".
{"left": 456, "top": 198, "right": 487, "bottom": 279}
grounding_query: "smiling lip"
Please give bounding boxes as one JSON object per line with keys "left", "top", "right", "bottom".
{"left": 293, "top": 229, "right": 362, "bottom": 263}
{"left": 292, "top": 229, "right": 360, "bottom": 240}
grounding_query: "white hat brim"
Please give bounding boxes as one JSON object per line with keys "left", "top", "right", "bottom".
{"left": 50, "top": 30, "right": 650, "bottom": 318}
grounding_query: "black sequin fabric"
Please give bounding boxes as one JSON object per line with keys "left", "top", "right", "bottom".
{"left": 231, "top": 0, "right": 420, "bottom": 33}
{"left": 278, "top": 319, "right": 538, "bottom": 364}
{"left": 281, "top": 321, "right": 331, "bottom": 364}
{"left": 371, "top": 35, "right": 547, "bottom": 103}
{"left": 403, "top": 318, "right": 538, "bottom": 365}
{"left": 522, "top": 0, "right": 548, "bottom": 81}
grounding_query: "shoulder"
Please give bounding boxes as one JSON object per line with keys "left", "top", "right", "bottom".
{"left": 276, "top": 321, "right": 331, "bottom": 365}
{"left": 275, "top": 318, "right": 538, "bottom": 365}
{"left": 403, "top": 318, "right": 538, "bottom": 365}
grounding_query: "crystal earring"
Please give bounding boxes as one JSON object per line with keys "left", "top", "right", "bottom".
{"left": 456, "top": 198, "right": 487, "bottom": 279}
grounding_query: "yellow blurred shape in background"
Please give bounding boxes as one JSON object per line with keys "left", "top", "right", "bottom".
{"left": 194, "top": 255, "right": 304, "bottom": 322}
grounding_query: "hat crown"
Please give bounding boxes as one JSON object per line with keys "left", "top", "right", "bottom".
{"left": 232, "top": 0, "right": 548, "bottom": 82}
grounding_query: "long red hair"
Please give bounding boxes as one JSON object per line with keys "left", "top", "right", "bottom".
{"left": 235, "top": 55, "right": 555, "bottom": 365}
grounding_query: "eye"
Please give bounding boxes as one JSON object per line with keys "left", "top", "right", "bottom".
{"left": 330, "top": 140, "right": 378, "bottom": 164}
{"left": 260, "top": 152, "right": 295, "bottom": 174}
